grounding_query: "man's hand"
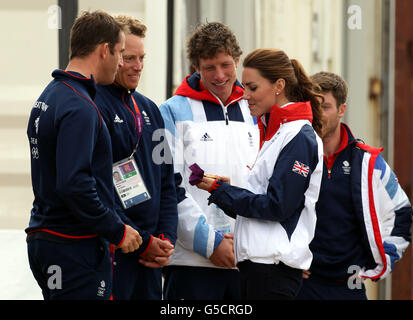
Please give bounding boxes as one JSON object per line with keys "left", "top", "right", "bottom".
{"left": 138, "top": 237, "right": 175, "bottom": 268}
{"left": 118, "top": 225, "right": 142, "bottom": 254}
{"left": 209, "top": 233, "right": 235, "bottom": 268}
{"left": 302, "top": 270, "right": 311, "bottom": 279}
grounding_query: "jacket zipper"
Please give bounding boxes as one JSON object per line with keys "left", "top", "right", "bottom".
{"left": 223, "top": 97, "right": 241, "bottom": 126}
{"left": 324, "top": 155, "right": 333, "bottom": 179}
{"left": 210, "top": 90, "right": 242, "bottom": 126}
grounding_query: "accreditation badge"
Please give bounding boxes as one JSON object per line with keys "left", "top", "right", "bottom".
{"left": 113, "top": 157, "right": 151, "bottom": 209}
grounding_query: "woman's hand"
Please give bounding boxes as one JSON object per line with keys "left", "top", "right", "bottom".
{"left": 195, "top": 175, "right": 230, "bottom": 192}
{"left": 196, "top": 176, "right": 216, "bottom": 191}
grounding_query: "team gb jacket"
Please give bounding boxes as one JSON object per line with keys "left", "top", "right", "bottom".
{"left": 95, "top": 83, "right": 178, "bottom": 256}
{"left": 335, "top": 125, "right": 411, "bottom": 280}
{"left": 208, "top": 102, "right": 324, "bottom": 270}
{"left": 26, "top": 70, "right": 126, "bottom": 245}
{"left": 159, "top": 73, "right": 259, "bottom": 268}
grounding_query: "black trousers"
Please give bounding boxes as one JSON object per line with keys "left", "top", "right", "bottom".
{"left": 163, "top": 266, "right": 241, "bottom": 300}
{"left": 237, "top": 260, "right": 302, "bottom": 300}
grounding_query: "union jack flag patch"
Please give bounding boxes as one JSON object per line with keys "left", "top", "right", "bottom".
{"left": 292, "top": 160, "right": 310, "bottom": 178}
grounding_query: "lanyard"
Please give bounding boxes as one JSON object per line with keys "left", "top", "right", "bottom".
{"left": 128, "top": 95, "right": 143, "bottom": 159}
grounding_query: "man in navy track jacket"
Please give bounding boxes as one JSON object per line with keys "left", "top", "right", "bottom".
{"left": 296, "top": 72, "right": 412, "bottom": 300}
{"left": 26, "top": 11, "right": 142, "bottom": 300}
{"left": 94, "top": 15, "right": 178, "bottom": 300}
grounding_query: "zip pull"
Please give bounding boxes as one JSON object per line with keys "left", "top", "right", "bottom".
{"left": 207, "top": 90, "right": 238, "bottom": 126}
{"left": 327, "top": 168, "right": 332, "bottom": 179}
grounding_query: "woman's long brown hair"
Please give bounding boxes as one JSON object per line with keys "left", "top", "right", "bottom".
{"left": 243, "top": 49, "right": 324, "bottom": 136}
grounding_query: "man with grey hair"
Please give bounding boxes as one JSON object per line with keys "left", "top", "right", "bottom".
{"left": 95, "top": 15, "right": 178, "bottom": 300}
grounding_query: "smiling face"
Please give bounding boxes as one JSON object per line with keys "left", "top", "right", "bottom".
{"left": 242, "top": 67, "right": 278, "bottom": 117}
{"left": 115, "top": 34, "right": 145, "bottom": 90}
{"left": 196, "top": 52, "right": 238, "bottom": 104}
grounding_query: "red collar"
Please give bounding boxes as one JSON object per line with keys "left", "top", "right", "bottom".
{"left": 257, "top": 101, "right": 313, "bottom": 148}
{"left": 323, "top": 124, "right": 349, "bottom": 169}
{"left": 174, "top": 75, "right": 244, "bottom": 106}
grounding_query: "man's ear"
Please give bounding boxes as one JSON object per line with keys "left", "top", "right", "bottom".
{"left": 193, "top": 64, "right": 200, "bottom": 74}
{"left": 99, "top": 42, "right": 110, "bottom": 59}
{"left": 338, "top": 103, "right": 346, "bottom": 119}
{"left": 234, "top": 57, "right": 240, "bottom": 69}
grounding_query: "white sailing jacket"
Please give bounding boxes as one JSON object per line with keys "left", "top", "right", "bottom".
{"left": 208, "top": 102, "right": 324, "bottom": 270}
{"left": 159, "top": 73, "right": 259, "bottom": 268}
{"left": 345, "top": 134, "right": 412, "bottom": 280}
{"left": 308, "top": 123, "right": 412, "bottom": 281}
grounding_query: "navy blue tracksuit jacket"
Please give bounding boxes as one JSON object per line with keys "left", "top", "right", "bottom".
{"left": 95, "top": 83, "right": 178, "bottom": 300}
{"left": 26, "top": 70, "right": 126, "bottom": 299}
{"left": 26, "top": 70, "right": 125, "bottom": 244}
{"left": 95, "top": 83, "right": 178, "bottom": 254}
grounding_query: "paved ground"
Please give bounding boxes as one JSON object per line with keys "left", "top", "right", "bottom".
{"left": 0, "top": 229, "right": 42, "bottom": 300}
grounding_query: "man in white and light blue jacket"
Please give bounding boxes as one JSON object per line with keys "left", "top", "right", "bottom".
{"left": 159, "top": 22, "right": 259, "bottom": 300}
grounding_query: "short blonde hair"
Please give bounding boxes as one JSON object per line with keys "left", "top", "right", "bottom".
{"left": 114, "top": 15, "right": 147, "bottom": 38}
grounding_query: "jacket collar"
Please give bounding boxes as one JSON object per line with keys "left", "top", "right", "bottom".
{"left": 341, "top": 122, "right": 357, "bottom": 145}
{"left": 103, "top": 81, "right": 136, "bottom": 98}
{"left": 323, "top": 123, "right": 359, "bottom": 169}
{"left": 257, "top": 101, "right": 313, "bottom": 146}
{"left": 174, "top": 72, "right": 244, "bottom": 106}
{"left": 52, "top": 69, "right": 97, "bottom": 99}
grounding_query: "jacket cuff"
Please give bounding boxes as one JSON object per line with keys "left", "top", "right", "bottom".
{"left": 208, "top": 181, "right": 226, "bottom": 204}
{"left": 212, "top": 231, "right": 224, "bottom": 253}
{"left": 158, "top": 233, "right": 173, "bottom": 245}
{"left": 116, "top": 224, "right": 127, "bottom": 247}
{"left": 139, "top": 234, "right": 154, "bottom": 256}
{"left": 208, "top": 179, "right": 223, "bottom": 193}
{"left": 207, "top": 183, "right": 238, "bottom": 219}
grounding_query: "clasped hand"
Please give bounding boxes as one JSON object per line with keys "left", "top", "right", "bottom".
{"left": 138, "top": 237, "right": 175, "bottom": 268}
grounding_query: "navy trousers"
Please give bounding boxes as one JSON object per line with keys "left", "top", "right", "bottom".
{"left": 295, "top": 273, "right": 368, "bottom": 300}
{"left": 112, "top": 250, "right": 162, "bottom": 300}
{"left": 27, "top": 237, "right": 112, "bottom": 300}
{"left": 163, "top": 266, "right": 241, "bottom": 300}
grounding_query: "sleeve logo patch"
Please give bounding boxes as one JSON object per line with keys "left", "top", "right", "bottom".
{"left": 292, "top": 160, "right": 310, "bottom": 178}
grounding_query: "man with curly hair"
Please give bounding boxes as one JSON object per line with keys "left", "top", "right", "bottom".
{"left": 159, "top": 22, "right": 259, "bottom": 300}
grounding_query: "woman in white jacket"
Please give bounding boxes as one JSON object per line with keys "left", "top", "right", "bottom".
{"left": 197, "top": 48, "right": 325, "bottom": 300}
